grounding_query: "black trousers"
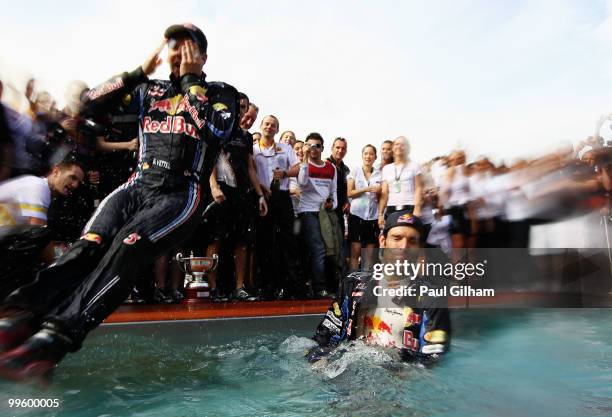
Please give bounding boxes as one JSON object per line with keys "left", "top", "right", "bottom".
{"left": 5, "top": 175, "right": 204, "bottom": 349}
{"left": 0, "top": 225, "right": 52, "bottom": 301}
{"left": 255, "top": 190, "right": 301, "bottom": 295}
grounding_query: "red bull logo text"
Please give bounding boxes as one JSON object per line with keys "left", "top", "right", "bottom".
{"left": 142, "top": 116, "right": 199, "bottom": 140}
{"left": 364, "top": 316, "right": 393, "bottom": 335}
{"left": 403, "top": 330, "right": 419, "bottom": 351}
{"left": 406, "top": 312, "right": 421, "bottom": 326}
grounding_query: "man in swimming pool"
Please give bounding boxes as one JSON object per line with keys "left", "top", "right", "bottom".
{"left": 307, "top": 211, "right": 451, "bottom": 364}
{"left": 0, "top": 23, "right": 240, "bottom": 383}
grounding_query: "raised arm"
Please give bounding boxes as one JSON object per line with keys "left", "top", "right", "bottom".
{"left": 307, "top": 273, "right": 365, "bottom": 362}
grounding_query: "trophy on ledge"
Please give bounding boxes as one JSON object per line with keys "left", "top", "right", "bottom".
{"left": 175, "top": 252, "right": 219, "bottom": 303}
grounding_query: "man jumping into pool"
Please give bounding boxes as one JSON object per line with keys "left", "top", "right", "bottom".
{"left": 307, "top": 211, "right": 451, "bottom": 364}
{"left": 0, "top": 23, "right": 240, "bottom": 383}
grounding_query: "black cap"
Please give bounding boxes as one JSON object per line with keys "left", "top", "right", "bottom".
{"left": 383, "top": 211, "right": 424, "bottom": 236}
{"left": 164, "top": 23, "right": 207, "bottom": 54}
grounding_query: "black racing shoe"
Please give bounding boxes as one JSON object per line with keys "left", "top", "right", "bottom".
{"left": 153, "top": 288, "right": 174, "bottom": 305}
{"left": 0, "top": 311, "right": 36, "bottom": 354}
{"left": 0, "top": 329, "right": 72, "bottom": 385}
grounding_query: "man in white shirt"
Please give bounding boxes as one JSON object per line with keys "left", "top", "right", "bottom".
{"left": 298, "top": 132, "right": 337, "bottom": 298}
{"left": 0, "top": 160, "right": 85, "bottom": 302}
{"left": 252, "top": 115, "right": 300, "bottom": 299}
{"left": 0, "top": 161, "right": 84, "bottom": 227}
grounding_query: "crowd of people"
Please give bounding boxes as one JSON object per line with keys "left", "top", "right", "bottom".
{"left": 1, "top": 46, "right": 612, "bottom": 307}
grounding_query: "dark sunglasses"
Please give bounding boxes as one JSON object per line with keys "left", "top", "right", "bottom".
{"left": 308, "top": 143, "right": 322, "bottom": 149}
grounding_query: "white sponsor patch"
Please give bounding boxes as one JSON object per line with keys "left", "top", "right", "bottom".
{"left": 421, "top": 344, "right": 445, "bottom": 354}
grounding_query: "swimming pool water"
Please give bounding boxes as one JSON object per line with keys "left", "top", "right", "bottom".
{"left": 1, "top": 310, "right": 611, "bottom": 417}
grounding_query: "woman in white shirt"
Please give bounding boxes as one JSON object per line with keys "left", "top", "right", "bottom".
{"left": 347, "top": 144, "right": 382, "bottom": 271}
{"left": 377, "top": 136, "right": 423, "bottom": 229}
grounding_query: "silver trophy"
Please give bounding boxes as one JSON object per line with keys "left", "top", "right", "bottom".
{"left": 175, "top": 252, "right": 219, "bottom": 302}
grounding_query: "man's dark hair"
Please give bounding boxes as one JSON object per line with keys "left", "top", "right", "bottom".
{"left": 238, "top": 92, "right": 249, "bottom": 106}
{"left": 306, "top": 132, "right": 324, "bottom": 145}
{"left": 55, "top": 159, "right": 85, "bottom": 174}
{"left": 332, "top": 137, "right": 347, "bottom": 147}
{"left": 382, "top": 139, "right": 393, "bottom": 146}
{"left": 595, "top": 148, "right": 612, "bottom": 169}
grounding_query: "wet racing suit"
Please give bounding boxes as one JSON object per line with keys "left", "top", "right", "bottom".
{"left": 3, "top": 67, "right": 239, "bottom": 350}
{"left": 308, "top": 270, "right": 451, "bottom": 364}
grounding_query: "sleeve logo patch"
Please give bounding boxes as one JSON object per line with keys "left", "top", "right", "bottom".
{"left": 123, "top": 233, "right": 141, "bottom": 245}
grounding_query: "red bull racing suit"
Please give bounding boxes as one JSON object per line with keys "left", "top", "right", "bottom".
{"left": 3, "top": 67, "right": 239, "bottom": 350}
{"left": 308, "top": 270, "right": 451, "bottom": 364}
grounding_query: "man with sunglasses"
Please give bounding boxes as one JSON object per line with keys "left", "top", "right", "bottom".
{"left": 0, "top": 23, "right": 240, "bottom": 383}
{"left": 298, "top": 133, "right": 338, "bottom": 298}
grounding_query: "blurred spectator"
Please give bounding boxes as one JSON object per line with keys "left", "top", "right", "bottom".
{"left": 253, "top": 115, "right": 301, "bottom": 299}
{"left": 0, "top": 80, "right": 13, "bottom": 181}
{"left": 468, "top": 156, "right": 503, "bottom": 248}
{"left": 596, "top": 149, "right": 612, "bottom": 196}
{"left": 0, "top": 160, "right": 84, "bottom": 227}
{"left": 252, "top": 132, "right": 261, "bottom": 144}
{"left": 426, "top": 212, "right": 452, "bottom": 254}
{"left": 19, "top": 78, "right": 37, "bottom": 119}
{"left": 347, "top": 144, "right": 381, "bottom": 271}
{"left": 7, "top": 89, "right": 61, "bottom": 177}
{"left": 298, "top": 133, "right": 338, "bottom": 298}
{"left": 430, "top": 156, "right": 449, "bottom": 188}
{"left": 379, "top": 139, "right": 393, "bottom": 170}
{"left": 280, "top": 130, "right": 296, "bottom": 146}
{"left": 378, "top": 136, "right": 423, "bottom": 228}
{"left": 440, "top": 150, "right": 470, "bottom": 249}
{"left": 418, "top": 162, "right": 437, "bottom": 243}
{"left": 241, "top": 102, "right": 259, "bottom": 130}
{"left": 578, "top": 146, "right": 596, "bottom": 168}
{"left": 0, "top": 159, "right": 85, "bottom": 299}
